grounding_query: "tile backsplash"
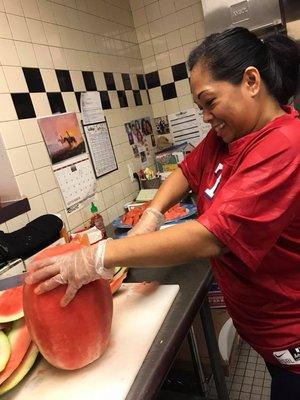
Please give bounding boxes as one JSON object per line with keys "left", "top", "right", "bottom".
{"left": 0, "top": 0, "right": 205, "bottom": 234}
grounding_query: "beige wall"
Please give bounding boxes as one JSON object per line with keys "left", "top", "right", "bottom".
{"left": 130, "top": 0, "right": 205, "bottom": 118}
{"left": 0, "top": 0, "right": 156, "bottom": 234}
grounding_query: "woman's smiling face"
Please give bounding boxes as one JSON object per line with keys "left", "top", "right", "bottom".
{"left": 190, "top": 62, "right": 261, "bottom": 144}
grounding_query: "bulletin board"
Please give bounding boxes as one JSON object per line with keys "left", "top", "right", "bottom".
{"left": 83, "top": 119, "right": 118, "bottom": 178}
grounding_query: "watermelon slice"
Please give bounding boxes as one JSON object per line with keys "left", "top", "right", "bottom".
{"left": 0, "top": 342, "right": 38, "bottom": 395}
{"left": 110, "top": 268, "right": 127, "bottom": 294}
{"left": 0, "top": 286, "right": 24, "bottom": 323}
{"left": 0, "top": 318, "right": 31, "bottom": 385}
{"left": 0, "top": 331, "right": 10, "bottom": 372}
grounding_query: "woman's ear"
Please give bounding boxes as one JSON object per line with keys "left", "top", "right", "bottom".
{"left": 243, "top": 66, "right": 261, "bottom": 97}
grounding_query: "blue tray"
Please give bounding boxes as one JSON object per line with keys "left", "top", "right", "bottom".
{"left": 112, "top": 203, "right": 197, "bottom": 230}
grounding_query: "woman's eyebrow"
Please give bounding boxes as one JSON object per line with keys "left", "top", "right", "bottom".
{"left": 197, "top": 89, "right": 208, "bottom": 100}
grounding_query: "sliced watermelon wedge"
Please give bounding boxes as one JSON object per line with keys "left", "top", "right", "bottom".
{"left": 0, "top": 286, "right": 24, "bottom": 323}
{"left": 110, "top": 269, "right": 127, "bottom": 294}
{"left": 0, "top": 331, "right": 11, "bottom": 372}
{"left": 0, "top": 318, "right": 31, "bottom": 385}
{"left": 0, "top": 342, "right": 38, "bottom": 395}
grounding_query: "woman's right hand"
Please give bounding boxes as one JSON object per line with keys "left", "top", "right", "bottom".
{"left": 127, "top": 207, "right": 164, "bottom": 236}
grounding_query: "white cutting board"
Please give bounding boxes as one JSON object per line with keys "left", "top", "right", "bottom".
{"left": 3, "top": 282, "right": 179, "bottom": 400}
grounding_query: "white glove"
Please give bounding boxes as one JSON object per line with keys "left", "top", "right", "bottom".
{"left": 25, "top": 239, "right": 113, "bottom": 307}
{"left": 127, "top": 207, "right": 164, "bottom": 236}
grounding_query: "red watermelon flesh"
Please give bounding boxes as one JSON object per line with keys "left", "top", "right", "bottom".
{"left": 0, "top": 286, "right": 24, "bottom": 323}
{"left": 0, "top": 318, "right": 31, "bottom": 385}
{"left": 23, "top": 242, "right": 113, "bottom": 370}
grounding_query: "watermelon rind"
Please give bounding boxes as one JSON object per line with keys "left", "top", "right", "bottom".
{"left": 0, "top": 343, "right": 39, "bottom": 395}
{"left": 0, "top": 287, "right": 24, "bottom": 323}
{"left": 0, "top": 318, "right": 31, "bottom": 386}
{"left": 0, "top": 331, "right": 11, "bottom": 372}
{"left": 0, "top": 310, "right": 24, "bottom": 324}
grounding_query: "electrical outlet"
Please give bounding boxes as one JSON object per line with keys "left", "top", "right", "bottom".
{"left": 127, "top": 163, "right": 135, "bottom": 182}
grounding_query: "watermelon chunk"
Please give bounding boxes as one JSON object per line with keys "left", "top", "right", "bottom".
{"left": 0, "top": 342, "right": 38, "bottom": 395}
{"left": 0, "top": 318, "right": 31, "bottom": 385}
{"left": 0, "top": 331, "right": 10, "bottom": 372}
{"left": 0, "top": 286, "right": 24, "bottom": 323}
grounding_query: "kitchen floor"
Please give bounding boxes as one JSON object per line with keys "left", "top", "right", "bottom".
{"left": 158, "top": 340, "right": 272, "bottom": 400}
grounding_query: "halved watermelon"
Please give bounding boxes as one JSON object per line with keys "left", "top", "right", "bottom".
{"left": 0, "top": 318, "right": 31, "bottom": 385}
{"left": 0, "top": 286, "right": 24, "bottom": 323}
{"left": 0, "top": 331, "right": 10, "bottom": 372}
{"left": 0, "top": 342, "right": 38, "bottom": 395}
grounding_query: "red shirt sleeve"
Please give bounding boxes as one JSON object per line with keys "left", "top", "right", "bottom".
{"left": 198, "top": 132, "right": 300, "bottom": 270}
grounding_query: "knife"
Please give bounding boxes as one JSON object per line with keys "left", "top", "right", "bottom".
{"left": 0, "top": 273, "right": 27, "bottom": 291}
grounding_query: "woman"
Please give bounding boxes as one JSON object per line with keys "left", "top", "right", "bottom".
{"left": 27, "top": 28, "right": 300, "bottom": 399}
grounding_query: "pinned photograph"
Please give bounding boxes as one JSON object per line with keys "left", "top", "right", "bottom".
{"left": 132, "top": 145, "right": 139, "bottom": 158}
{"left": 154, "top": 115, "right": 170, "bottom": 135}
{"left": 141, "top": 117, "right": 153, "bottom": 135}
{"left": 38, "top": 112, "right": 86, "bottom": 165}
{"left": 125, "top": 122, "right": 134, "bottom": 145}
{"left": 140, "top": 150, "right": 147, "bottom": 164}
{"left": 151, "top": 134, "right": 156, "bottom": 147}
{"left": 132, "top": 119, "right": 145, "bottom": 146}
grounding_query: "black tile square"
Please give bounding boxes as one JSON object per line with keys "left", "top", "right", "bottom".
{"left": 145, "top": 71, "right": 160, "bottom": 89}
{"left": 22, "top": 67, "right": 45, "bottom": 93}
{"left": 55, "top": 69, "right": 74, "bottom": 92}
{"left": 162, "top": 83, "right": 177, "bottom": 100}
{"left": 172, "top": 62, "right": 188, "bottom": 81}
{"left": 47, "top": 92, "right": 66, "bottom": 114}
{"left": 82, "top": 71, "right": 97, "bottom": 91}
{"left": 133, "top": 90, "right": 142, "bottom": 106}
{"left": 117, "top": 90, "right": 128, "bottom": 108}
{"left": 75, "top": 92, "right": 82, "bottom": 111}
{"left": 11, "top": 93, "right": 36, "bottom": 119}
{"left": 137, "top": 74, "right": 146, "bottom": 90}
{"left": 121, "top": 73, "right": 132, "bottom": 90}
{"left": 104, "top": 72, "right": 116, "bottom": 90}
{"left": 100, "top": 91, "right": 111, "bottom": 109}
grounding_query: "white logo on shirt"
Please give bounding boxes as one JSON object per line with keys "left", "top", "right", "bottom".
{"left": 204, "top": 163, "right": 223, "bottom": 199}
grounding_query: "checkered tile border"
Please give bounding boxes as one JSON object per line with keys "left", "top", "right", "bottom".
{"left": 10, "top": 62, "right": 189, "bottom": 120}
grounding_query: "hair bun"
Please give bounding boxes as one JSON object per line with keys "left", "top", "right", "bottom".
{"left": 263, "top": 34, "right": 299, "bottom": 103}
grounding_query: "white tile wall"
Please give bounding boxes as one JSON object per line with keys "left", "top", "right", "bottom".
{"left": 0, "top": 120, "right": 25, "bottom": 149}
{"left": 131, "top": 0, "right": 204, "bottom": 115}
{"left": 16, "top": 170, "right": 40, "bottom": 198}
{"left": 0, "top": 0, "right": 204, "bottom": 234}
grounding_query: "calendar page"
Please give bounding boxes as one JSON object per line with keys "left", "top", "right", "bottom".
{"left": 83, "top": 120, "right": 117, "bottom": 178}
{"left": 53, "top": 155, "right": 96, "bottom": 213}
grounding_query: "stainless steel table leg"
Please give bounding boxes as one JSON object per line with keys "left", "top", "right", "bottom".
{"left": 199, "top": 298, "right": 229, "bottom": 400}
{"left": 187, "top": 326, "right": 207, "bottom": 397}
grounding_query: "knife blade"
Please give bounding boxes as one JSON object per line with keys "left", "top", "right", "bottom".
{"left": 0, "top": 273, "right": 27, "bottom": 292}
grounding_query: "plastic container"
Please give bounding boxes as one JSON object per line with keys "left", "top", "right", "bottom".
{"left": 90, "top": 203, "right": 107, "bottom": 240}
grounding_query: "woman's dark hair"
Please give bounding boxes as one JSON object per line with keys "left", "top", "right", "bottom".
{"left": 188, "top": 27, "right": 300, "bottom": 105}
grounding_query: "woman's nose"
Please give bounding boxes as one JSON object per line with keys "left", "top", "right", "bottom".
{"left": 202, "top": 109, "right": 213, "bottom": 124}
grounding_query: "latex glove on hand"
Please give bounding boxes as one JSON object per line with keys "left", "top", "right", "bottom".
{"left": 25, "top": 239, "right": 113, "bottom": 307}
{"left": 127, "top": 207, "right": 164, "bottom": 237}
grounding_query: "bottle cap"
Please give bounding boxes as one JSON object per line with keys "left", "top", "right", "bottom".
{"left": 91, "top": 202, "right": 98, "bottom": 213}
